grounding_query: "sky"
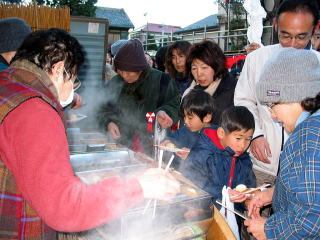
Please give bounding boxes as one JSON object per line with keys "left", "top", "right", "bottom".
{"left": 96, "top": 0, "right": 218, "bottom": 29}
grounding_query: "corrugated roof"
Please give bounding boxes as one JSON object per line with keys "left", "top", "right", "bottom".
{"left": 176, "top": 14, "right": 219, "bottom": 33}
{"left": 95, "top": 7, "right": 134, "bottom": 29}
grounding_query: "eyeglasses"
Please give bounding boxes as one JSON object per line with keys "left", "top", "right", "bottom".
{"left": 278, "top": 32, "right": 312, "bottom": 44}
{"left": 265, "top": 102, "right": 279, "bottom": 111}
{"left": 64, "top": 68, "right": 81, "bottom": 91}
{"left": 73, "top": 77, "right": 81, "bottom": 91}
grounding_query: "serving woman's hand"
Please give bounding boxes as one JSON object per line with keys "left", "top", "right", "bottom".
{"left": 156, "top": 111, "right": 173, "bottom": 129}
{"left": 137, "top": 168, "right": 180, "bottom": 201}
{"left": 247, "top": 187, "right": 274, "bottom": 218}
{"left": 244, "top": 217, "right": 267, "bottom": 240}
{"left": 107, "top": 122, "right": 121, "bottom": 140}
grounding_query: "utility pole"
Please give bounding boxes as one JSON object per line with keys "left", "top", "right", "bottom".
{"left": 226, "top": 0, "right": 230, "bottom": 51}
{"left": 144, "top": 12, "right": 148, "bottom": 51}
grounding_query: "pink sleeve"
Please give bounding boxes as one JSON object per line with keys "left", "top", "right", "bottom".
{"left": 1, "top": 98, "right": 144, "bottom": 232}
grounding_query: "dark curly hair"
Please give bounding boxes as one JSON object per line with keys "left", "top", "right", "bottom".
{"left": 165, "top": 40, "right": 191, "bottom": 78}
{"left": 301, "top": 92, "right": 320, "bottom": 114}
{"left": 12, "top": 28, "right": 85, "bottom": 79}
{"left": 186, "top": 40, "right": 228, "bottom": 82}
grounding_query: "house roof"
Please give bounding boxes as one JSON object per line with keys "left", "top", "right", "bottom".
{"left": 176, "top": 14, "right": 219, "bottom": 33}
{"left": 138, "top": 23, "right": 181, "bottom": 34}
{"left": 95, "top": 7, "right": 134, "bottom": 29}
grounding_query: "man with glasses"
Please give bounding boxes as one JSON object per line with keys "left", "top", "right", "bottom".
{"left": 234, "top": 0, "right": 320, "bottom": 189}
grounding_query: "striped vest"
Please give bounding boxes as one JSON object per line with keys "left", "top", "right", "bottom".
{"left": 0, "top": 67, "right": 63, "bottom": 239}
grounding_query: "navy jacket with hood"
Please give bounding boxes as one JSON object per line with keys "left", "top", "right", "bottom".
{"left": 180, "top": 125, "right": 256, "bottom": 211}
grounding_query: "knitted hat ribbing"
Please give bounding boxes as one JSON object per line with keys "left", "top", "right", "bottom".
{"left": 114, "top": 39, "right": 148, "bottom": 72}
{"left": 0, "top": 18, "right": 32, "bottom": 54}
{"left": 111, "top": 39, "right": 128, "bottom": 57}
{"left": 256, "top": 48, "right": 320, "bottom": 103}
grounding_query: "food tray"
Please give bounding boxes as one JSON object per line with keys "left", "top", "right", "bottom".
{"left": 70, "top": 149, "right": 145, "bottom": 174}
{"left": 157, "top": 146, "right": 190, "bottom": 153}
{"left": 66, "top": 152, "right": 216, "bottom": 240}
{"left": 85, "top": 170, "right": 212, "bottom": 240}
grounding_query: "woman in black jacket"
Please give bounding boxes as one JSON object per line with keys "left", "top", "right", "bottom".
{"left": 183, "top": 40, "right": 237, "bottom": 125}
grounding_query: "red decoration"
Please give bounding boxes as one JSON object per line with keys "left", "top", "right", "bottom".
{"left": 226, "top": 55, "right": 246, "bottom": 69}
{"left": 146, "top": 112, "right": 156, "bottom": 133}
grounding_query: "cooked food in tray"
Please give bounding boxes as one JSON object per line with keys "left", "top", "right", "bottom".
{"left": 156, "top": 142, "right": 190, "bottom": 153}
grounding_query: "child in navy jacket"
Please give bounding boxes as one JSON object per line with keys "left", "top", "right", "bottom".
{"left": 162, "top": 89, "right": 215, "bottom": 165}
{"left": 180, "top": 106, "right": 256, "bottom": 212}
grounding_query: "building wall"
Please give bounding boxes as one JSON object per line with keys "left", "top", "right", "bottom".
{"left": 107, "top": 29, "right": 130, "bottom": 47}
{"left": 70, "top": 16, "right": 108, "bottom": 85}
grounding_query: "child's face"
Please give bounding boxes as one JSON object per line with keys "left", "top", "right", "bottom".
{"left": 184, "top": 112, "right": 211, "bottom": 132}
{"left": 218, "top": 128, "right": 254, "bottom": 156}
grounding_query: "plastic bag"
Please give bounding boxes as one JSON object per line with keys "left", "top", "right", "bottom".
{"left": 243, "top": 0, "right": 267, "bottom": 44}
{"left": 219, "top": 186, "right": 240, "bottom": 240}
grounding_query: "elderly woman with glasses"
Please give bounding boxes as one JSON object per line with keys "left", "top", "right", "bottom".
{"left": 0, "top": 28, "right": 180, "bottom": 239}
{"left": 244, "top": 48, "right": 320, "bottom": 239}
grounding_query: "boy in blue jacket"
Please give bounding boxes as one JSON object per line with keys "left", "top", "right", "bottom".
{"left": 180, "top": 106, "right": 256, "bottom": 212}
{"left": 162, "top": 89, "right": 215, "bottom": 164}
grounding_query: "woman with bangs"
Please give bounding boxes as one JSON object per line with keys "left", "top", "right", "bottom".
{"left": 165, "top": 40, "right": 192, "bottom": 96}
{"left": 183, "top": 40, "right": 237, "bottom": 125}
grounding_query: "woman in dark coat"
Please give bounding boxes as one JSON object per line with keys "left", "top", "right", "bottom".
{"left": 182, "top": 40, "right": 237, "bottom": 125}
{"left": 165, "top": 40, "right": 192, "bottom": 96}
{"left": 97, "top": 39, "right": 180, "bottom": 155}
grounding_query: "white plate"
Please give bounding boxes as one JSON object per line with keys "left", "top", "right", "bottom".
{"left": 157, "top": 146, "right": 190, "bottom": 153}
{"left": 66, "top": 114, "right": 87, "bottom": 123}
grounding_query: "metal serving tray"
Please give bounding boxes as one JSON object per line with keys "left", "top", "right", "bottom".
{"left": 64, "top": 152, "right": 213, "bottom": 240}
{"left": 70, "top": 149, "right": 145, "bottom": 174}
{"left": 115, "top": 173, "right": 212, "bottom": 240}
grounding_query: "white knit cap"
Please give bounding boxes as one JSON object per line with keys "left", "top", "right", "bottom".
{"left": 257, "top": 47, "right": 320, "bottom": 103}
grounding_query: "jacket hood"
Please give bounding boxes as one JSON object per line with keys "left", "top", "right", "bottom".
{"left": 201, "top": 126, "right": 247, "bottom": 159}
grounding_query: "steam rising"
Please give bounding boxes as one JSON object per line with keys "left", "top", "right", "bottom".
{"left": 63, "top": 77, "right": 211, "bottom": 240}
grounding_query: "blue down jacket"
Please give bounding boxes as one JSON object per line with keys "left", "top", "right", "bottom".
{"left": 180, "top": 126, "right": 256, "bottom": 211}
{"left": 167, "top": 125, "right": 201, "bottom": 149}
{"left": 165, "top": 125, "right": 202, "bottom": 168}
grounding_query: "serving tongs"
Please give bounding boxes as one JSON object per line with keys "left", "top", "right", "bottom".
{"left": 229, "top": 183, "right": 272, "bottom": 200}
{"left": 216, "top": 199, "right": 248, "bottom": 220}
{"left": 143, "top": 119, "right": 175, "bottom": 218}
{"left": 153, "top": 118, "right": 166, "bottom": 163}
